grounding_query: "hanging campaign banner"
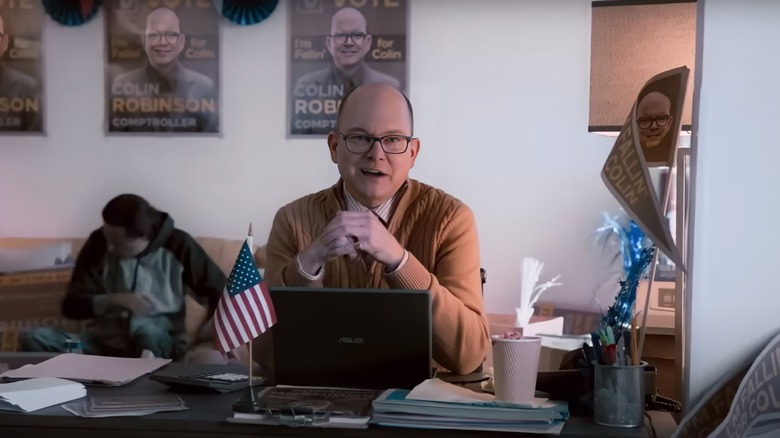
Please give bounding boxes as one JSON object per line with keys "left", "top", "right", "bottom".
{"left": 601, "top": 66, "right": 689, "bottom": 270}
{"left": 674, "top": 331, "right": 780, "bottom": 438}
{"left": 0, "top": 1, "right": 43, "bottom": 133}
{"left": 105, "top": 0, "right": 220, "bottom": 134}
{"left": 288, "top": 0, "right": 408, "bottom": 137}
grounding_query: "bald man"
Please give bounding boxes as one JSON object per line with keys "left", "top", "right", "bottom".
{"left": 266, "top": 83, "right": 489, "bottom": 375}
{"left": 110, "top": 7, "right": 218, "bottom": 132}
{"left": 293, "top": 7, "right": 400, "bottom": 99}
{"left": 0, "top": 13, "right": 42, "bottom": 132}
{"left": 636, "top": 91, "right": 675, "bottom": 165}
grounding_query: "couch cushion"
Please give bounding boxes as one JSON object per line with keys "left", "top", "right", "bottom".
{"left": 185, "top": 294, "right": 209, "bottom": 343}
{"left": 0, "top": 243, "right": 74, "bottom": 272}
{"left": 194, "top": 238, "right": 244, "bottom": 276}
{"left": 0, "top": 237, "right": 265, "bottom": 271}
{"left": 0, "top": 238, "right": 83, "bottom": 252}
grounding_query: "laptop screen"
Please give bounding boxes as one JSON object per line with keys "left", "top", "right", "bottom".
{"left": 269, "top": 287, "right": 432, "bottom": 390}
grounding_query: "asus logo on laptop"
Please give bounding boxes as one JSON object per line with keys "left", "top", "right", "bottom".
{"left": 338, "top": 337, "right": 364, "bottom": 344}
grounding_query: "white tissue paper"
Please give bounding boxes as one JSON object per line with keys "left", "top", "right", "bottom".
{"left": 515, "top": 258, "right": 562, "bottom": 327}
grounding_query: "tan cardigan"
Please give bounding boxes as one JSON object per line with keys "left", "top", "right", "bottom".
{"left": 264, "top": 179, "right": 489, "bottom": 374}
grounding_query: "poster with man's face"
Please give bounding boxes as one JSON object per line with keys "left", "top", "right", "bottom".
{"left": 635, "top": 73, "right": 685, "bottom": 167}
{"left": 0, "top": 1, "right": 43, "bottom": 134}
{"left": 288, "top": 0, "right": 408, "bottom": 137}
{"left": 105, "top": 0, "right": 220, "bottom": 134}
{"left": 601, "top": 66, "right": 689, "bottom": 271}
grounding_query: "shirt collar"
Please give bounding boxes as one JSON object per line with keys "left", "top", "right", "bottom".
{"left": 342, "top": 187, "right": 397, "bottom": 224}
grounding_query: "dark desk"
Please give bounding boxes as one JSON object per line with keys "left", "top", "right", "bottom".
{"left": 0, "top": 365, "right": 678, "bottom": 438}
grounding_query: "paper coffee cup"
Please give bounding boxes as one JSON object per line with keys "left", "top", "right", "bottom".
{"left": 491, "top": 335, "right": 542, "bottom": 403}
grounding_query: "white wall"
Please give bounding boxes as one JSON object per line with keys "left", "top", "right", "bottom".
{"left": 687, "top": 0, "right": 780, "bottom": 406}
{"left": 0, "top": 0, "right": 623, "bottom": 314}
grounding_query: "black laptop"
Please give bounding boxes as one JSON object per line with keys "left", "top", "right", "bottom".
{"left": 269, "top": 287, "right": 432, "bottom": 390}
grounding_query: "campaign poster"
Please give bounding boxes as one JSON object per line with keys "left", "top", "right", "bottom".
{"left": 0, "top": 0, "right": 43, "bottom": 134}
{"left": 288, "top": 0, "right": 408, "bottom": 137}
{"left": 601, "top": 66, "right": 689, "bottom": 270}
{"left": 634, "top": 72, "right": 686, "bottom": 167}
{"left": 105, "top": 0, "right": 220, "bottom": 134}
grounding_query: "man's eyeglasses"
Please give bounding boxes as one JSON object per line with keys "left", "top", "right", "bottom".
{"left": 637, "top": 114, "right": 672, "bottom": 129}
{"left": 330, "top": 32, "right": 367, "bottom": 45}
{"left": 338, "top": 131, "right": 412, "bottom": 154}
{"left": 146, "top": 32, "right": 181, "bottom": 44}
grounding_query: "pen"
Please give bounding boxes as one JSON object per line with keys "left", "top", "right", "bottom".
{"left": 598, "top": 328, "right": 608, "bottom": 346}
{"left": 591, "top": 332, "right": 604, "bottom": 365}
{"left": 604, "top": 344, "right": 617, "bottom": 366}
{"left": 583, "top": 343, "right": 596, "bottom": 364}
{"left": 623, "top": 330, "right": 632, "bottom": 365}
{"left": 606, "top": 326, "right": 615, "bottom": 346}
{"left": 617, "top": 336, "right": 626, "bottom": 366}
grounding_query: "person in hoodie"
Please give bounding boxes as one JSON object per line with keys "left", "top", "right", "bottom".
{"left": 20, "top": 194, "right": 226, "bottom": 359}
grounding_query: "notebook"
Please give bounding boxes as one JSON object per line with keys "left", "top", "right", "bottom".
{"left": 269, "top": 287, "right": 432, "bottom": 390}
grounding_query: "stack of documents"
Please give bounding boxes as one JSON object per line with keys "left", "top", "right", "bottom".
{"left": 62, "top": 395, "right": 187, "bottom": 417}
{"left": 0, "top": 377, "right": 86, "bottom": 413}
{"left": 0, "top": 353, "right": 171, "bottom": 386}
{"left": 371, "top": 379, "right": 569, "bottom": 434}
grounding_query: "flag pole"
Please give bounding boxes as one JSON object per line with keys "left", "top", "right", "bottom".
{"left": 232, "top": 222, "right": 261, "bottom": 414}
{"left": 227, "top": 221, "right": 270, "bottom": 414}
{"left": 247, "top": 222, "right": 254, "bottom": 386}
{"left": 247, "top": 222, "right": 253, "bottom": 254}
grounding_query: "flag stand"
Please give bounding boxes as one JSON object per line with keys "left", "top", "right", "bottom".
{"left": 230, "top": 223, "right": 263, "bottom": 413}
{"left": 231, "top": 339, "right": 261, "bottom": 413}
{"left": 248, "top": 341, "right": 253, "bottom": 384}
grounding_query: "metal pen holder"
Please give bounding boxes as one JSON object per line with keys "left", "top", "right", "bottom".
{"left": 593, "top": 362, "right": 646, "bottom": 427}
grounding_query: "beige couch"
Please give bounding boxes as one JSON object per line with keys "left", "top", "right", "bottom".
{"left": 0, "top": 236, "right": 267, "bottom": 364}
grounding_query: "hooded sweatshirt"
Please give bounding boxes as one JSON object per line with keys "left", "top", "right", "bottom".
{"left": 61, "top": 212, "right": 226, "bottom": 351}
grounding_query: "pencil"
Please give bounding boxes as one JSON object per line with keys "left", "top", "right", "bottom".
{"left": 631, "top": 315, "right": 639, "bottom": 366}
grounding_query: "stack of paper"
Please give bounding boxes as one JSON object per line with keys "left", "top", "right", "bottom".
{"left": 371, "top": 379, "right": 569, "bottom": 434}
{"left": 0, "top": 354, "right": 171, "bottom": 386}
{"left": 0, "top": 377, "right": 86, "bottom": 413}
{"left": 62, "top": 395, "right": 187, "bottom": 417}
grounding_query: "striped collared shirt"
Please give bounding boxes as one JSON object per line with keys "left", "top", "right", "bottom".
{"left": 342, "top": 187, "right": 396, "bottom": 222}
{"left": 343, "top": 187, "right": 409, "bottom": 273}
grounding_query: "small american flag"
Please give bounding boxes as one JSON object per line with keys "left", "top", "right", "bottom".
{"left": 213, "top": 240, "right": 276, "bottom": 354}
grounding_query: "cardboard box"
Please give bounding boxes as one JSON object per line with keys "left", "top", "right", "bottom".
{"left": 636, "top": 280, "right": 676, "bottom": 330}
{"left": 641, "top": 329, "right": 676, "bottom": 400}
{"left": 0, "top": 268, "right": 79, "bottom": 351}
{"left": 636, "top": 280, "right": 678, "bottom": 400}
{"left": 487, "top": 313, "right": 565, "bottom": 338}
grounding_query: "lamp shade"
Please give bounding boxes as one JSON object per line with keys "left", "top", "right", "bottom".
{"left": 589, "top": 0, "right": 696, "bottom": 132}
